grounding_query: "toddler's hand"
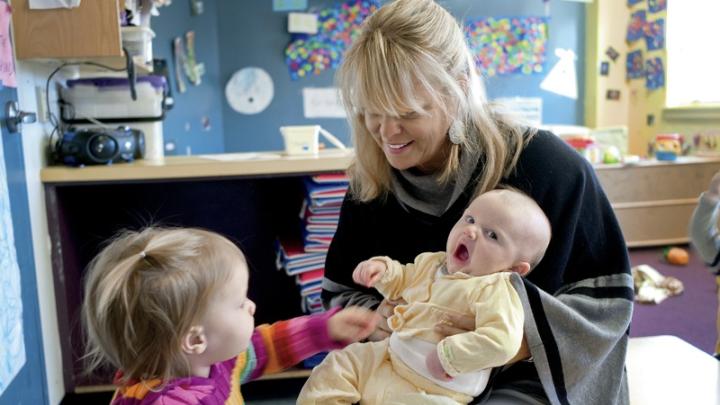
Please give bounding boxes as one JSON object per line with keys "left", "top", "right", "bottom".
{"left": 426, "top": 348, "right": 453, "bottom": 381}
{"left": 352, "top": 260, "right": 387, "bottom": 287}
{"left": 328, "top": 307, "right": 381, "bottom": 343}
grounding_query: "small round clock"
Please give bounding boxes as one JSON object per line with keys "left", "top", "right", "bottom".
{"left": 225, "top": 67, "right": 274, "bottom": 115}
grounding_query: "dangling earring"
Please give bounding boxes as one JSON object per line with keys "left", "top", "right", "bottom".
{"left": 448, "top": 120, "right": 464, "bottom": 144}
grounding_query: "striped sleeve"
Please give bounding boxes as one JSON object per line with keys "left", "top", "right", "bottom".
{"left": 509, "top": 274, "right": 634, "bottom": 405}
{"left": 689, "top": 193, "right": 720, "bottom": 268}
{"left": 232, "top": 307, "right": 345, "bottom": 383}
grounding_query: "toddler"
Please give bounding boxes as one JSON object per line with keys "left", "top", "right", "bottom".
{"left": 298, "top": 188, "right": 552, "bottom": 404}
{"left": 689, "top": 170, "right": 720, "bottom": 358}
{"left": 82, "top": 227, "right": 379, "bottom": 404}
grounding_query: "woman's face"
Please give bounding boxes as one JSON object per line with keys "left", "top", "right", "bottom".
{"left": 362, "top": 90, "right": 451, "bottom": 173}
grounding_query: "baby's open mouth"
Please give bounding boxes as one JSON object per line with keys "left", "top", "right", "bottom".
{"left": 454, "top": 243, "right": 469, "bottom": 263}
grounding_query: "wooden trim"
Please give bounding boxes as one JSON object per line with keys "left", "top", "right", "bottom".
{"left": 662, "top": 105, "right": 720, "bottom": 121}
{"left": 41, "top": 150, "right": 354, "bottom": 184}
{"left": 612, "top": 198, "right": 698, "bottom": 210}
{"left": 626, "top": 237, "right": 689, "bottom": 248}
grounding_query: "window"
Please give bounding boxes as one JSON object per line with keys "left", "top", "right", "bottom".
{"left": 666, "top": 0, "right": 720, "bottom": 107}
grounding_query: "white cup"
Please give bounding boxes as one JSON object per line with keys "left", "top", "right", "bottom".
{"left": 280, "top": 125, "right": 320, "bottom": 155}
{"left": 280, "top": 125, "right": 346, "bottom": 156}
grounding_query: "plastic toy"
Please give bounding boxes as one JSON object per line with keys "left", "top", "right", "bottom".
{"left": 654, "top": 133, "right": 682, "bottom": 161}
{"left": 663, "top": 246, "right": 689, "bottom": 266}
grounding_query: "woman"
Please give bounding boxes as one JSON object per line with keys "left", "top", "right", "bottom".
{"left": 321, "top": 0, "right": 633, "bottom": 404}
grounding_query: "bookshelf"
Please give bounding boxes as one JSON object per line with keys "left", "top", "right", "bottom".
{"left": 42, "top": 151, "right": 352, "bottom": 392}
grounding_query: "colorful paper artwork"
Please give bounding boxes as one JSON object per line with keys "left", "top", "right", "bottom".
{"left": 645, "top": 57, "right": 665, "bottom": 90}
{"left": 600, "top": 61, "right": 609, "bottom": 76}
{"left": 626, "top": 10, "right": 646, "bottom": 42}
{"left": 628, "top": 0, "right": 644, "bottom": 5}
{"left": 274, "top": 0, "right": 308, "bottom": 12}
{"left": 606, "top": 46, "right": 620, "bottom": 62}
{"left": 644, "top": 18, "right": 665, "bottom": 50}
{"left": 606, "top": 89, "right": 621, "bottom": 100}
{"left": 463, "top": 17, "right": 548, "bottom": 77}
{"left": 284, "top": 0, "right": 380, "bottom": 80}
{"left": 626, "top": 50, "right": 644, "bottom": 79}
{"left": 647, "top": 0, "right": 666, "bottom": 13}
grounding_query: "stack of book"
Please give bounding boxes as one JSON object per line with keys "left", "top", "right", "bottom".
{"left": 276, "top": 173, "right": 349, "bottom": 314}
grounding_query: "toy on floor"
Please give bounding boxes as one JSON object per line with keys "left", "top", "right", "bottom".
{"left": 664, "top": 246, "right": 689, "bottom": 265}
{"left": 632, "top": 264, "right": 684, "bottom": 304}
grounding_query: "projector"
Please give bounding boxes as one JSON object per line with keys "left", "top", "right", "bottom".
{"left": 56, "top": 127, "right": 145, "bottom": 166}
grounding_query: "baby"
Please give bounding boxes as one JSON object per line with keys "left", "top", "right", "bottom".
{"left": 82, "top": 227, "right": 379, "bottom": 404}
{"left": 298, "top": 188, "right": 552, "bottom": 404}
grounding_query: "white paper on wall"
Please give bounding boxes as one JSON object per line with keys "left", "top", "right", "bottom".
{"left": 303, "top": 87, "right": 346, "bottom": 118}
{"left": 0, "top": 125, "right": 26, "bottom": 396}
{"left": 494, "top": 97, "right": 543, "bottom": 127}
{"left": 540, "top": 48, "right": 578, "bottom": 100}
{"left": 28, "top": 0, "right": 80, "bottom": 9}
{"left": 288, "top": 12, "right": 318, "bottom": 34}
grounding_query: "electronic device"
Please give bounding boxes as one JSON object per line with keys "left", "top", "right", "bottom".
{"left": 55, "top": 127, "right": 145, "bottom": 166}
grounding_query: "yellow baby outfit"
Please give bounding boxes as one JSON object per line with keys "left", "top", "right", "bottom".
{"left": 298, "top": 252, "right": 524, "bottom": 405}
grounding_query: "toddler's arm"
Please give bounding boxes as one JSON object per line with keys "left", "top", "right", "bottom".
{"left": 233, "top": 307, "right": 378, "bottom": 383}
{"left": 690, "top": 171, "right": 720, "bottom": 265}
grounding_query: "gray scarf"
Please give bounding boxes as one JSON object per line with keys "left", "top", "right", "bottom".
{"left": 390, "top": 146, "right": 480, "bottom": 217}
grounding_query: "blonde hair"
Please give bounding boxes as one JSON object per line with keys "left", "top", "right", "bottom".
{"left": 338, "top": 0, "right": 533, "bottom": 201}
{"left": 82, "top": 227, "right": 246, "bottom": 385}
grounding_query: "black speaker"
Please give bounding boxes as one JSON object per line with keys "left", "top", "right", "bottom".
{"left": 55, "top": 127, "right": 145, "bottom": 166}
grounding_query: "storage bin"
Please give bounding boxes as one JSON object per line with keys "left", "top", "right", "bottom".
{"left": 121, "top": 26, "right": 155, "bottom": 66}
{"left": 61, "top": 76, "right": 166, "bottom": 121}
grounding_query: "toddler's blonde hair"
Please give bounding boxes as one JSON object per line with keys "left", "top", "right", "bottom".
{"left": 82, "top": 227, "right": 246, "bottom": 385}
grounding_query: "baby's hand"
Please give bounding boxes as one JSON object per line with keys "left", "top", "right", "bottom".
{"left": 352, "top": 260, "right": 387, "bottom": 287}
{"left": 426, "top": 348, "right": 453, "bottom": 381}
{"left": 328, "top": 307, "right": 381, "bottom": 343}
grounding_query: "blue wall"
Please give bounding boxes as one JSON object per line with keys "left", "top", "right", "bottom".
{"left": 158, "top": 0, "right": 586, "bottom": 154}
{"left": 153, "top": 0, "right": 225, "bottom": 155}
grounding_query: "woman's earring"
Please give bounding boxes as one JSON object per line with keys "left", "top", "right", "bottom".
{"left": 448, "top": 120, "right": 464, "bottom": 144}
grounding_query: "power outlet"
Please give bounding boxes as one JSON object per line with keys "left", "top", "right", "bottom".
{"left": 35, "top": 86, "right": 48, "bottom": 123}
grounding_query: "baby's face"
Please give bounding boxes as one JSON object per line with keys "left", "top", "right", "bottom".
{"left": 445, "top": 191, "right": 537, "bottom": 276}
{"left": 200, "top": 262, "right": 256, "bottom": 364}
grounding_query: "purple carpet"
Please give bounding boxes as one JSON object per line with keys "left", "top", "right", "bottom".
{"left": 629, "top": 245, "right": 718, "bottom": 354}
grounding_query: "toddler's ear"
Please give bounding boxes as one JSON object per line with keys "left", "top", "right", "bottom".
{"left": 181, "top": 326, "right": 207, "bottom": 355}
{"left": 509, "top": 262, "right": 531, "bottom": 277}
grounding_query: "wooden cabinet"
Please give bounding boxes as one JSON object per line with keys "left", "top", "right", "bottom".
{"left": 11, "top": 0, "right": 124, "bottom": 60}
{"left": 595, "top": 156, "right": 720, "bottom": 247}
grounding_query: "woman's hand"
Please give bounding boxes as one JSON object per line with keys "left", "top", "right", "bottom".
{"left": 366, "top": 298, "right": 405, "bottom": 341}
{"left": 434, "top": 312, "right": 474, "bottom": 337}
{"left": 434, "top": 312, "right": 532, "bottom": 364}
{"left": 328, "top": 306, "right": 381, "bottom": 343}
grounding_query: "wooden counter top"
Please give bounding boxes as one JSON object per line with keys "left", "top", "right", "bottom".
{"left": 41, "top": 150, "right": 354, "bottom": 184}
{"left": 41, "top": 151, "right": 720, "bottom": 185}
